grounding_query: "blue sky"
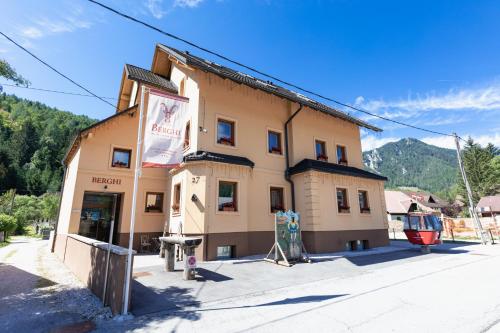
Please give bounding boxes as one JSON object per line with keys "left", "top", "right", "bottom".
{"left": 1, "top": 0, "right": 499, "bottom": 150}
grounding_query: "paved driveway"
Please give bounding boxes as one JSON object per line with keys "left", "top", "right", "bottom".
{"left": 0, "top": 237, "right": 110, "bottom": 333}
{"left": 97, "top": 240, "right": 500, "bottom": 332}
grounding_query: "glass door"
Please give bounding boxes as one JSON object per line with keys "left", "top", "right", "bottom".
{"left": 78, "top": 192, "right": 121, "bottom": 243}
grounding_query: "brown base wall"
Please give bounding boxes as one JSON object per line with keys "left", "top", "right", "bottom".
{"left": 184, "top": 229, "right": 389, "bottom": 261}
{"left": 302, "top": 229, "right": 389, "bottom": 253}
{"left": 53, "top": 234, "right": 132, "bottom": 315}
{"left": 116, "top": 232, "right": 163, "bottom": 252}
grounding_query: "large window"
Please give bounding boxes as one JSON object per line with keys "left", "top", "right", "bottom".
{"left": 172, "top": 183, "right": 181, "bottom": 215}
{"left": 145, "top": 192, "right": 164, "bottom": 213}
{"left": 315, "top": 140, "right": 328, "bottom": 161}
{"left": 270, "top": 187, "right": 285, "bottom": 213}
{"left": 336, "top": 145, "right": 348, "bottom": 165}
{"left": 358, "top": 190, "right": 370, "bottom": 214}
{"left": 268, "top": 131, "right": 282, "bottom": 155}
{"left": 217, "top": 119, "right": 235, "bottom": 146}
{"left": 336, "top": 188, "right": 350, "bottom": 213}
{"left": 218, "top": 181, "right": 237, "bottom": 212}
{"left": 112, "top": 148, "right": 131, "bottom": 168}
{"left": 184, "top": 121, "right": 191, "bottom": 149}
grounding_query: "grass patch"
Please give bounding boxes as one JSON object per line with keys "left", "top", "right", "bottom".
{"left": 0, "top": 241, "right": 9, "bottom": 248}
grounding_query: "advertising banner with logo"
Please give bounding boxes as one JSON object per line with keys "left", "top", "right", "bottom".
{"left": 275, "top": 210, "right": 303, "bottom": 260}
{"left": 142, "top": 89, "right": 189, "bottom": 168}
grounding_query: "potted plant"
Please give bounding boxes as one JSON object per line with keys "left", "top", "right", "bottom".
{"left": 317, "top": 154, "right": 328, "bottom": 162}
{"left": 222, "top": 203, "right": 235, "bottom": 212}
{"left": 218, "top": 137, "right": 233, "bottom": 145}
{"left": 171, "top": 203, "right": 180, "bottom": 213}
{"left": 270, "top": 147, "right": 282, "bottom": 154}
{"left": 338, "top": 159, "right": 348, "bottom": 166}
{"left": 338, "top": 205, "right": 350, "bottom": 213}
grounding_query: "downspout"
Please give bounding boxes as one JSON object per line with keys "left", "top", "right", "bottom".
{"left": 51, "top": 162, "right": 68, "bottom": 253}
{"left": 284, "top": 103, "right": 303, "bottom": 211}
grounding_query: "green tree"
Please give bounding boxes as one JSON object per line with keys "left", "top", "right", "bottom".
{"left": 0, "top": 59, "right": 30, "bottom": 86}
{"left": 12, "top": 195, "right": 42, "bottom": 233}
{"left": 41, "top": 193, "right": 59, "bottom": 220}
{"left": 459, "top": 138, "right": 500, "bottom": 209}
{"left": 0, "top": 213, "right": 17, "bottom": 238}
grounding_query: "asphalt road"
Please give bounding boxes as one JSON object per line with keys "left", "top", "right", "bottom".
{"left": 97, "top": 241, "right": 500, "bottom": 332}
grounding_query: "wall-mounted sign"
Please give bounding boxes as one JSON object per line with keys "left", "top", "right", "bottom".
{"left": 92, "top": 176, "right": 122, "bottom": 185}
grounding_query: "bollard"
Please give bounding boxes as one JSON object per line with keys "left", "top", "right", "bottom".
{"left": 164, "top": 243, "right": 175, "bottom": 272}
{"left": 183, "top": 246, "right": 197, "bottom": 280}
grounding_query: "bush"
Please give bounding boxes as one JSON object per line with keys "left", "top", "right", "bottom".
{"left": 0, "top": 214, "right": 17, "bottom": 238}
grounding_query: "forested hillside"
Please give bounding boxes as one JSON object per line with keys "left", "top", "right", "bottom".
{"left": 0, "top": 93, "right": 96, "bottom": 195}
{"left": 363, "top": 138, "right": 459, "bottom": 193}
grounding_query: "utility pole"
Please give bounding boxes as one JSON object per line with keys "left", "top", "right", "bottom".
{"left": 453, "top": 133, "right": 490, "bottom": 244}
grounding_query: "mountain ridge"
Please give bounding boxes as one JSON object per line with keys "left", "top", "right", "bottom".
{"left": 363, "top": 138, "right": 458, "bottom": 193}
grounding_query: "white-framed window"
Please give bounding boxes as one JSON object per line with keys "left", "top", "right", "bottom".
{"left": 270, "top": 187, "right": 285, "bottom": 213}
{"left": 358, "top": 190, "right": 370, "bottom": 214}
{"left": 336, "top": 187, "right": 350, "bottom": 214}
{"left": 172, "top": 183, "right": 181, "bottom": 215}
{"left": 315, "top": 139, "right": 328, "bottom": 161}
{"left": 336, "top": 145, "right": 348, "bottom": 165}
{"left": 218, "top": 181, "right": 238, "bottom": 212}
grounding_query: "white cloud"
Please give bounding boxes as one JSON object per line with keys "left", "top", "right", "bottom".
{"left": 18, "top": 15, "right": 93, "bottom": 41}
{"left": 144, "top": 0, "right": 203, "bottom": 18}
{"left": 175, "top": 0, "right": 204, "bottom": 7}
{"left": 361, "top": 135, "right": 400, "bottom": 151}
{"left": 145, "top": 0, "right": 168, "bottom": 19}
{"left": 21, "top": 27, "right": 44, "bottom": 39}
{"left": 421, "top": 133, "right": 500, "bottom": 150}
{"left": 356, "top": 83, "right": 500, "bottom": 121}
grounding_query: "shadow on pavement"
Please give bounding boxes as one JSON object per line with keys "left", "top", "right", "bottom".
{"left": 196, "top": 294, "right": 348, "bottom": 312}
{"left": 131, "top": 281, "right": 201, "bottom": 318}
{"left": 346, "top": 247, "right": 468, "bottom": 267}
{"left": 196, "top": 268, "right": 233, "bottom": 282}
{"left": 0, "top": 263, "right": 57, "bottom": 298}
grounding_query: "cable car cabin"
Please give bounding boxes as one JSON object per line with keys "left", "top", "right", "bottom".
{"left": 403, "top": 213, "right": 443, "bottom": 249}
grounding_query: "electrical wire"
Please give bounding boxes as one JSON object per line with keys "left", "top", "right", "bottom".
{"left": 88, "top": 0, "right": 456, "bottom": 138}
{"left": 0, "top": 82, "right": 116, "bottom": 100}
{"left": 0, "top": 31, "right": 116, "bottom": 110}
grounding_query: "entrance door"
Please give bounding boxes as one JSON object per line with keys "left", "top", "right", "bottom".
{"left": 78, "top": 192, "right": 121, "bottom": 244}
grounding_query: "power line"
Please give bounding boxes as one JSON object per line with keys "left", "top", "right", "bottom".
{"left": 0, "top": 31, "right": 116, "bottom": 110}
{"left": 0, "top": 82, "right": 117, "bottom": 100}
{"left": 88, "top": 0, "right": 455, "bottom": 138}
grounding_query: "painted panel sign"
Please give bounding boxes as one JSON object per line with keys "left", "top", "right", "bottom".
{"left": 276, "top": 210, "right": 302, "bottom": 260}
{"left": 142, "top": 89, "right": 190, "bottom": 168}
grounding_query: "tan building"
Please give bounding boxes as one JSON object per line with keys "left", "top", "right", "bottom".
{"left": 54, "top": 44, "right": 389, "bottom": 261}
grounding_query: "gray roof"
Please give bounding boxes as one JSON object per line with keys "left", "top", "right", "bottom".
{"left": 125, "top": 64, "right": 178, "bottom": 93}
{"left": 288, "top": 158, "right": 387, "bottom": 181}
{"left": 157, "top": 44, "right": 381, "bottom": 132}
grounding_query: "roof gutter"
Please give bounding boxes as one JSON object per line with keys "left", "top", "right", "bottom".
{"left": 284, "top": 103, "right": 303, "bottom": 211}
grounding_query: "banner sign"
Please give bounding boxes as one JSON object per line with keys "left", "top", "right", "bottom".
{"left": 275, "top": 210, "right": 302, "bottom": 260}
{"left": 142, "top": 89, "right": 189, "bottom": 168}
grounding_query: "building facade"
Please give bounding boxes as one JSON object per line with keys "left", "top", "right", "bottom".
{"left": 54, "top": 44, "right": 389, "bottom": 261}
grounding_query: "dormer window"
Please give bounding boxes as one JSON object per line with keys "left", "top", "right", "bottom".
{"left": 336, "top": 145, "right": 348, "bottom": 165}
{"left": 217, "top": 118, "right": 235, "bottom": 146}
{"left": 315, "top": 140, "right": 328, "bottom": 162}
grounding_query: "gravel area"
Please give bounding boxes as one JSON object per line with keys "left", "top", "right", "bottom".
{"left": 0, "top": 237, "right": 113, "bottom": 332}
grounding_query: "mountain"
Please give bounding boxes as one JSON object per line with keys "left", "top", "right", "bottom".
{"left": 0, "top": 93, "right": 96, "bottom": 195}
{"left": 363, "top": 138, "right": 458, "bottom": 193}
